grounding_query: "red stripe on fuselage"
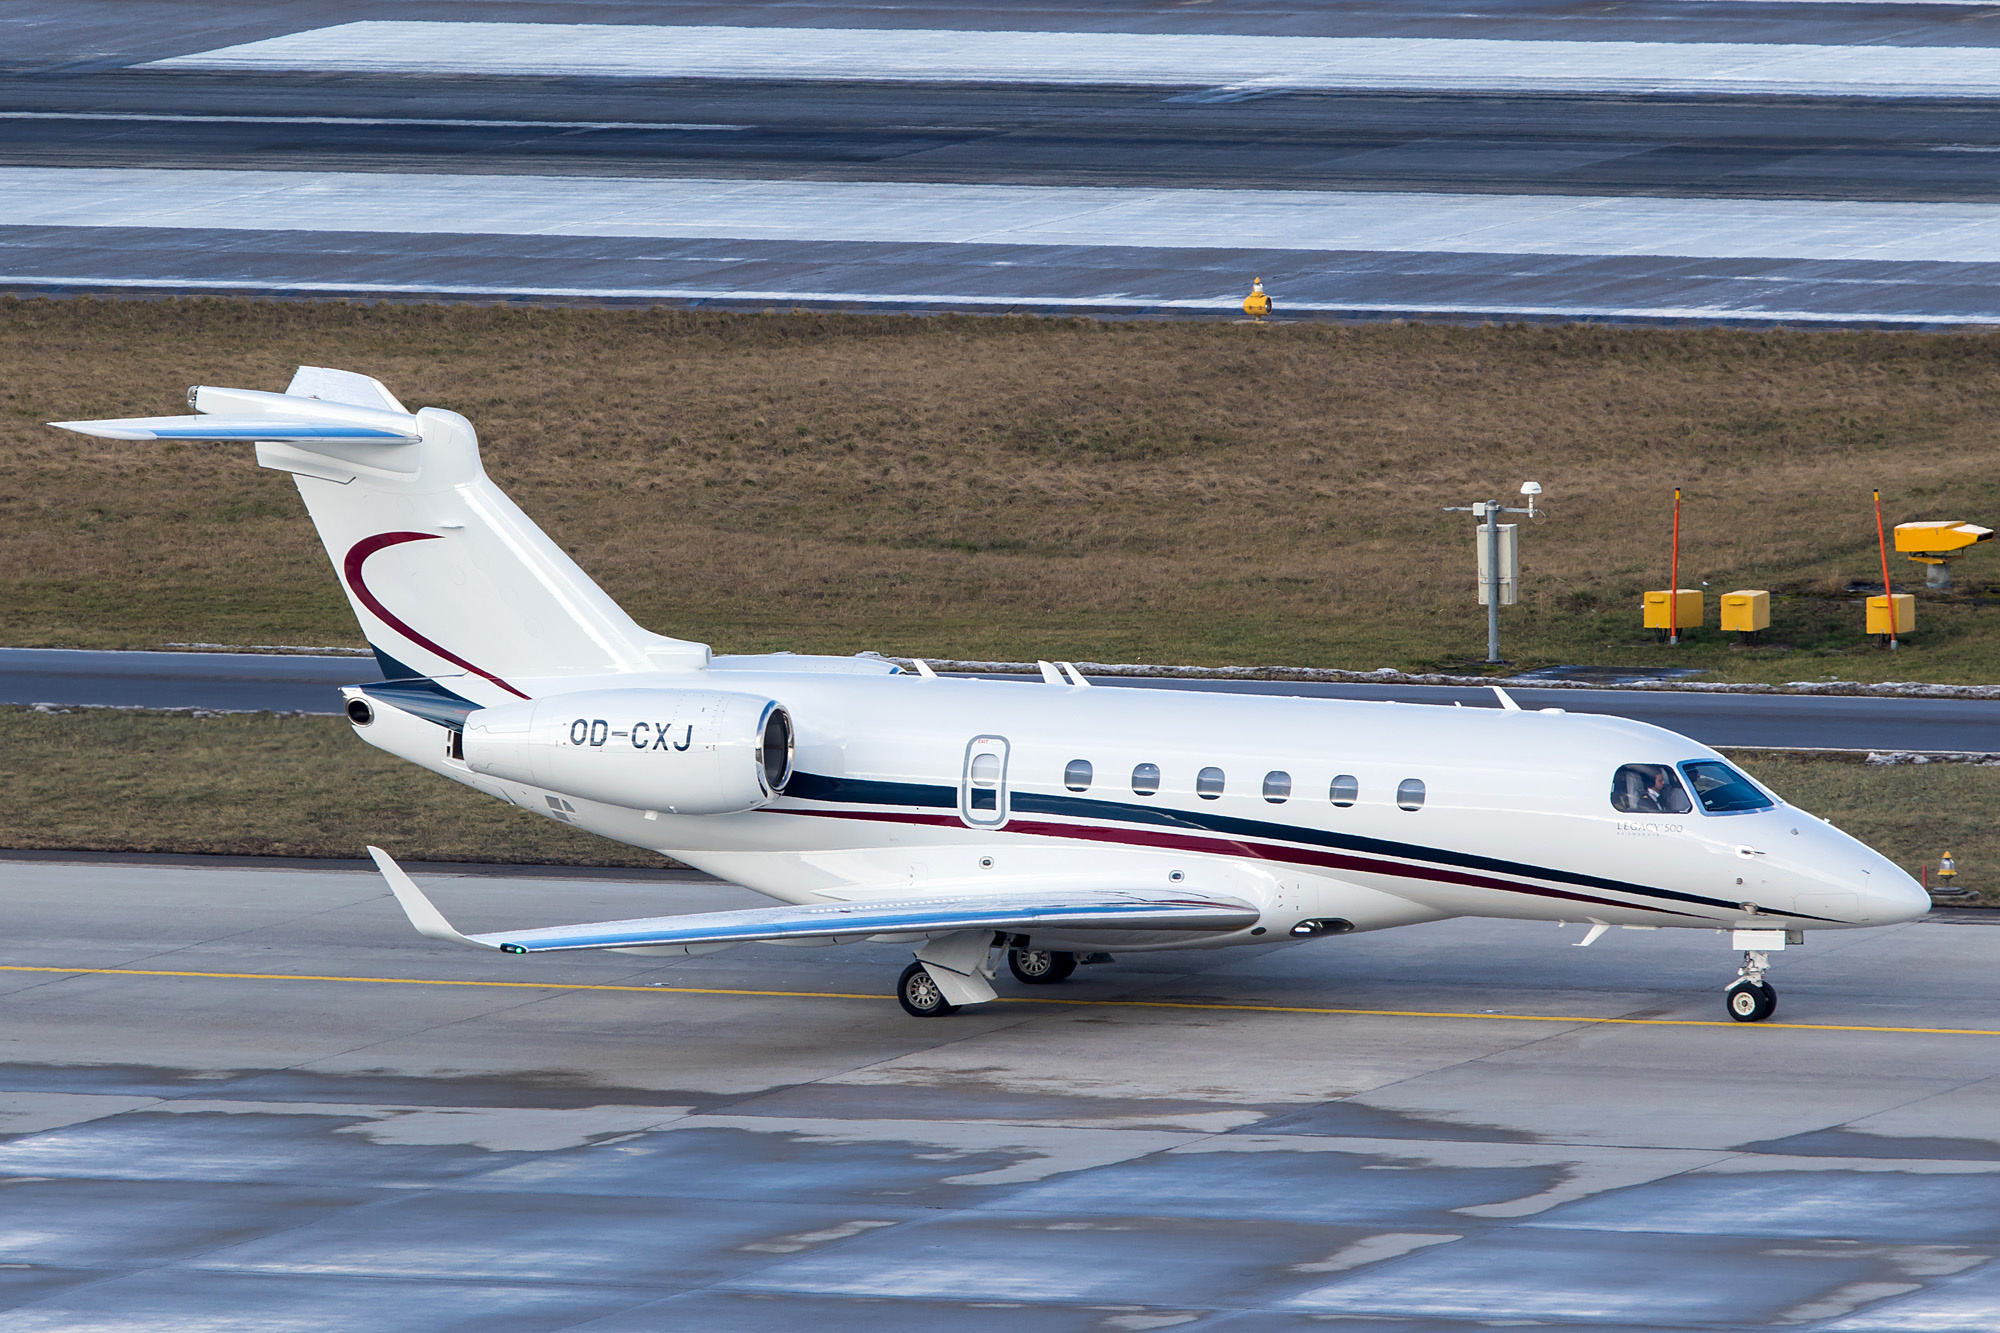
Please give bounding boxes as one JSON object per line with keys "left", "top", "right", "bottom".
{"left": 769, "top": 806, "right": 1706, "bottom": 920}
{"left": 343, "top": 531, "right": 529, "bottom": 700}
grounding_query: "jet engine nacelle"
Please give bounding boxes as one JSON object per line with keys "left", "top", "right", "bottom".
{"left": 463, "top": 688, "right": 793, "bottom": 815}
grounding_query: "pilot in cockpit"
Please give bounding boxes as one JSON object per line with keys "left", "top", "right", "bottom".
{"left": 1611, "top": 763, "right": 1693, "bottom": 815}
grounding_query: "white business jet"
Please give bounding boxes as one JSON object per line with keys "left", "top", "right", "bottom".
{"left": 53, "top": 368, "right": 1928, "bottom": 1022}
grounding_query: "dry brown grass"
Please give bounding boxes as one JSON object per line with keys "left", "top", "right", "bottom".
{"left": 5, "top": 298, "right": 2000, "bottom": 679}
{"left": 1728, "top": 750, "right": 2000, "bottom": 905}
{"left": 0, "top": 706, "right": 667, "bottom": 865}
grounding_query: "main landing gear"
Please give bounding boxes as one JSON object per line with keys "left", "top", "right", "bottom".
{"left": 898, "top": 961, "right": 958, "bottom": 1017}
{"left": 1725, "top": 950, "right": 1778, "bottom": 1023}
{"left": 1007, "top": 947, "right": 1077, "bottom": 985}
{"left": 899, "top": 943, "right": 1093, "bottom": 1017}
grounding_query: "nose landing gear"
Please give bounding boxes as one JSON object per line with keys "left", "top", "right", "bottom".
{"left": 1725, "top": 950, "right": 1778, "bottom": 1022}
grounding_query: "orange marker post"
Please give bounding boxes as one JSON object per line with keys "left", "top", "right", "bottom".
{"left": 1669, "top": 488, "right": 1682, "bottom": 646}
{"left": 1875, "top": 488, "right": 1898, "bottom": 651}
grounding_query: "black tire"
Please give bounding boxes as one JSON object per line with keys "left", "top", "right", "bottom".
{"left": 1008, "top": 948, "right": 1077, "bottom": 985}
{"left": 1759, "top": 981, "right": 1777, "bottom": 1018}
{"left": 1726, "top": 980, "right": 1775, "bottom": 1023}
{"left": 898, "top": 961, "right": 958, "bottom": 1017}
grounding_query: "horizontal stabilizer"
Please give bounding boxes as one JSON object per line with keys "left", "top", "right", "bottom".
{"left": 366, "top": 848, "right": 1258, "bottom": 955}
{"left": 47, "top": 365, "right": 714, "bottom": 694}
{"left": 48, "top": 415, "right": 421, "bottom": 443}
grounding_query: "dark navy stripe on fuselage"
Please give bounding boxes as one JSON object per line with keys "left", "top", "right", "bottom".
{"left": 778, "top": 770, "right": 1793, "bottom": 920}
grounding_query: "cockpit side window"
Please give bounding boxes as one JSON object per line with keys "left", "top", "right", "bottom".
{"left": 1679, "top": 760, "right": 1776, "bottom": 814}
{"left": 1609, "top": 764, "right": 1693, "bottom": 815}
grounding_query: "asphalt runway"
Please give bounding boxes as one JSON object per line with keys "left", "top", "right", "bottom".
{"left": 12, "top": 1, "right": 1999, "bottom": 73}
{"left": 6, "top": 646, "right": 2000, "bottom": 752}
{"left": 2, "top": 1, "right": 1997, "bottom": 324}
{"left": 2, "top": 857, "right": 1997, "bottom": 1329}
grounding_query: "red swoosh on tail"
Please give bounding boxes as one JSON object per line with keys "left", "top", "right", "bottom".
{"left": 343, "top": 531, "right": 529, "bottom": 700}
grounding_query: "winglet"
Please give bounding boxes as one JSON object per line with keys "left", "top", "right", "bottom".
{"left": 1490, "top": 685, "right": 1523, "bottom": 711}
{"left": 367, "top": 846, "right": 499, "bottom": 949}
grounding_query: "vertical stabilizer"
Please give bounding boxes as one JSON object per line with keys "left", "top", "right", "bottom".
{"left": 51, "top": 367, "right": 708, "bottom": 701}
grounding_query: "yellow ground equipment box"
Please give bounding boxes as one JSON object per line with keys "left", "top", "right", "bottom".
{"left": 1866, "top": 593, "right": 1915, "bottom": 636}
{"left": 1720, "top": 590, "right": 1770, "bottom": 633}
{"left": 1643, "top": 589, "right": 1702, "bottom": 630}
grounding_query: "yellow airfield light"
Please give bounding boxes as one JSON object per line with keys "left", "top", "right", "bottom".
{"left": 1242, "top": 277, "right": 1272, "bottom": 320}
{"left": 1892, "top": 520, "right": 1991, "bottom": 591}
{"left": 1894, "top": 520, "right": 1992, "bottom": 563}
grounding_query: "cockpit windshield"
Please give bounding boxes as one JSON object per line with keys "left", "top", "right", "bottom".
{"left": 1679, "top": 760, "right": 1776, "bottom": 813}
{"left": 1610, "top": 764, "right": 1692, "bottom": 814}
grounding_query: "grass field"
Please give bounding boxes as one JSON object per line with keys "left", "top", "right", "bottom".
{"left": 6, "top": 299, "right": 2000, "bottom": 681}
{"left": 0, "top": 707, "right": 666, "bottom": 868}
{"left": 1, "top": 708, "right": 1989, "bottom": 905}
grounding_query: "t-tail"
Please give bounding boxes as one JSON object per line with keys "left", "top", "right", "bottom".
{"left": 50, "top": 366, "right": 708, "bottom": 702}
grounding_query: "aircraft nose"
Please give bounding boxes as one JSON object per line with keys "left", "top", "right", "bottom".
{"left": 1867, "top": 864, "right": 1932, "bottom": 924}
{"left": 1792, "top": 820, "right": 1930, "bottom": 925}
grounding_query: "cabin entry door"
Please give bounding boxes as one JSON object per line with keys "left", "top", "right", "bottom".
{"left": 958, "top": 735, "right": 1011, "bottom": 829}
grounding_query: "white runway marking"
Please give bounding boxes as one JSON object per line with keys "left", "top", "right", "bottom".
{"left": 5, "top": 168, "right": 1998, "bottom": 265}
{"left": 0, "top": 111, "right": 749, "bottom": 131}
{"left": 150, "top": 22, "right": 2000, "bottom": 99}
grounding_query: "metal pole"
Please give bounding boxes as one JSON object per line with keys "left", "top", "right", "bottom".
{"left": 1669, "top": 487, "right": 1681, "bottom": 646}
{"left": 1875, "top": 488, "right": 1898, "bottom": 650}
{"left": 1486, "top": 501, "right": 1501, "bottom": 663}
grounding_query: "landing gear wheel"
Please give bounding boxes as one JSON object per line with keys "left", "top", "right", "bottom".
{"left": 1008, "top": 948, "right": 1077, "bottom": 985}
{"left": 1726, "top": 979, "right": 1776, "bottom": 1023}
{"left": 898, "top": 961, "right": 958, "bottom": 1018}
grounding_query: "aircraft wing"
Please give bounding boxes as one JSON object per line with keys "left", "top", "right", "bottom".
{"left": 368, "top": 847, "right": 1258, "bottom": 955}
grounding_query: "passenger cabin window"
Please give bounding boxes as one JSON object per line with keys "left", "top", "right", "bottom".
{"left": 1329, "top": 774, "right": 1359, "bottom": 808}
{"left": 1064, "top": 759, "right": 1093, "bottom": 792}
{"left": 1131, "top": 762, "right": 1161, "bottom": 796}
{"left": 1680, "top": 760, "right": 1775, "bottom": 814}
{"left": 1262, "top": 771, "right": 1291, "bottom": 803}
{"left": 1396, "top": 778, "right": 1426, "bottom": 811}
{"left": 1609, "top": 763, "right": 1692, "bottom": 815}
{"left": 1197, "top": 767, "right": 1226, "bottom": 800}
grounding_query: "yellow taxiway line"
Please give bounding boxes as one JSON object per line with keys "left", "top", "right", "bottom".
{"left": 5, "top": 962, "right": 1998, "bottom": 1037}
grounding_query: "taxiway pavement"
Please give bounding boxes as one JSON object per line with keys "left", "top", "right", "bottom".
{"left": 5, "top": 646, "right": 1998, "bottom": 753}
{"left": 1, "top": 857, "right": 1996, "bottom": 1329}
{"left": 3, "top": 0, "right": 1997, "bottom": 325}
